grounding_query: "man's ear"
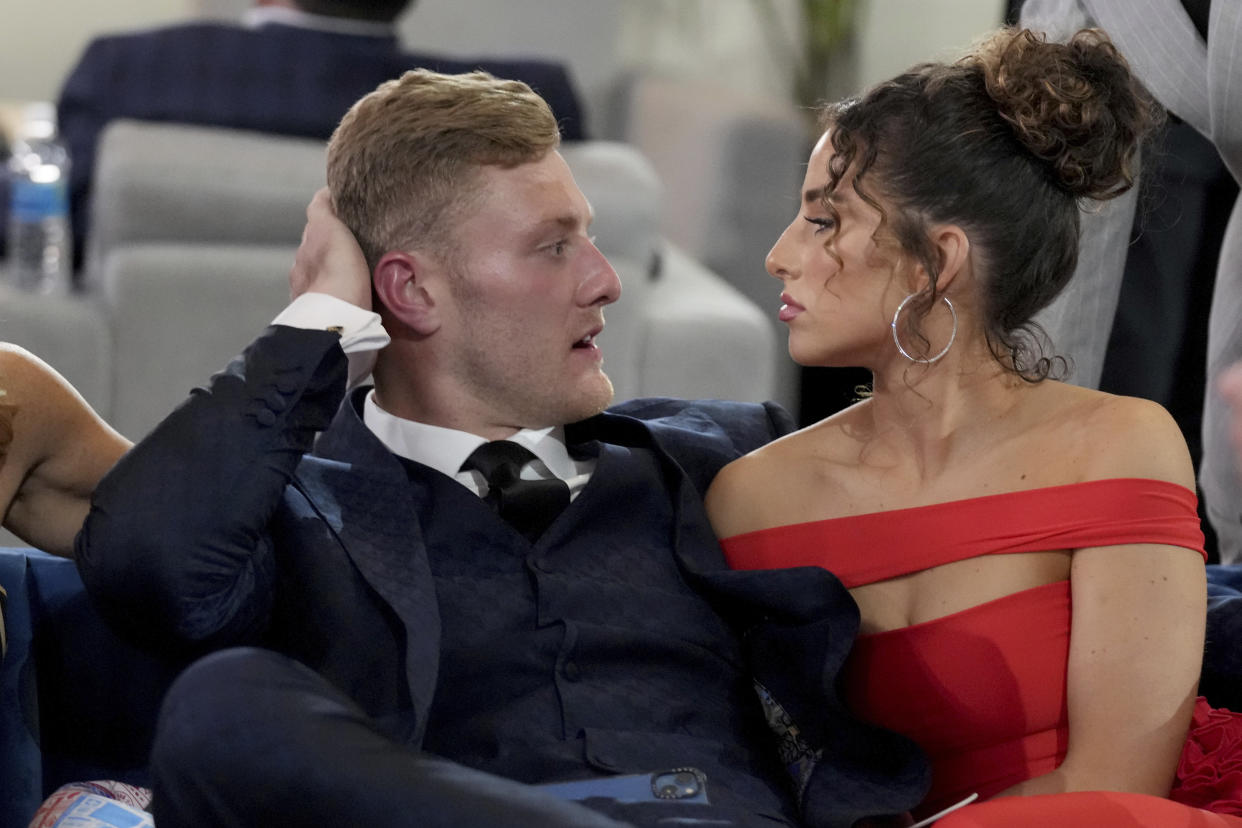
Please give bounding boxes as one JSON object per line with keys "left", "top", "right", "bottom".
{"left": 373, "top": 250, "right": 441, "bottom": 336}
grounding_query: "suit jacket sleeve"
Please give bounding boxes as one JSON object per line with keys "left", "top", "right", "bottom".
{"left": 76, "top": 325, "right": 347, "bottom": 653}
{"left": 604, "top": 397, "right": 796, "bottom": 494}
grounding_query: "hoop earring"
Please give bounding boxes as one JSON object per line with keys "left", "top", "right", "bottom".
{"left": 891, "top": 293, "right": 957, "bottom": 364}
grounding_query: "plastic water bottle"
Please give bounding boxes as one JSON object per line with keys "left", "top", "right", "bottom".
{"left": 6, "top": 103, "right": 71, "bottom": 294}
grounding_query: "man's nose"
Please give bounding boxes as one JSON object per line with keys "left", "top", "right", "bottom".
{"left": 579, "top": 241, "right": 621, "bottom": 307}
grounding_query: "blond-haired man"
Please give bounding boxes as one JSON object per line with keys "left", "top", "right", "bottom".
{"left": 78, "top": 70, "right": 926, "bottom": 827}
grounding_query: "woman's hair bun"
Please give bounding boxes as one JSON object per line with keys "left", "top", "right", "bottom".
{"left": 968, "top": 27, "right": 1162, "bottom": 200}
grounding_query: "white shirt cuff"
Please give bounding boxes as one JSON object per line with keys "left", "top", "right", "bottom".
{"left": 272, "top": 293, "right": 390, "bottom": 387}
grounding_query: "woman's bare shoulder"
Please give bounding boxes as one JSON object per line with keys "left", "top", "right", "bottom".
{"left": 0, "top": 343, "right": 80, "bottom": 403}
{"left": 707, "top": 403, "right": 868, "bottom": 539}
{"left": 707, "top": 437, "right": 789, "bottom": 539}
{"left": 1049, "top": 384, "right": 1194, "bottom": 489}
{"left": 0, "top": 344, "right": 98, "bottom": 437}
{"left": 0, "top": 343, "right": 127, "bottom": 462}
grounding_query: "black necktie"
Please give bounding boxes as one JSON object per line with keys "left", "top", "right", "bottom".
{"left": 462, "top": 441, "right": 570, "bottom": 541}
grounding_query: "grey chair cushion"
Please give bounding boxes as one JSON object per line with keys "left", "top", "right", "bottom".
{"left": 87, "top": 121, "right": 326, "bottom": 284}
{"left": 102, "top": 243, "right": 294, "bottom": 438}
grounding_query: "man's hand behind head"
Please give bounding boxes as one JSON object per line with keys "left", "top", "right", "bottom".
{"left": 290, "top": 188, "right": 372, "bottom": 310}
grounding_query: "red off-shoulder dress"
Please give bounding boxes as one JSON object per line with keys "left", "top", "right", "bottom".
{"left": 722, "top": 479, "right": 1242, "bottom": 826}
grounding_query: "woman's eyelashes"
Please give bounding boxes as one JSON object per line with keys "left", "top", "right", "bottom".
{"left": 804, "top": 216, "right": 836, "bottom": 234}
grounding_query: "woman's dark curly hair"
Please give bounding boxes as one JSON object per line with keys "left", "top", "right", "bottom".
{"left": 818, "top": 27, "right": 1161, "bottom": 379}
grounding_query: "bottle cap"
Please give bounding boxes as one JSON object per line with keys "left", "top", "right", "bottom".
{"left": 18, "top": 102, "right": 56, "bottom": 141}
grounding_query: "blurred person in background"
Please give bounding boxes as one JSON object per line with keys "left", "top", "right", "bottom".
{"left": 1020, "top": 0, "right": 1242, "bottom": 565}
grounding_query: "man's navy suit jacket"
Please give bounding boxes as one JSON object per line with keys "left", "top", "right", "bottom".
{"left": 76, "top": 326, "right": 928, "bottom": 827}
{"left": 54, "top": 21, "right": 587, "bottom": 264}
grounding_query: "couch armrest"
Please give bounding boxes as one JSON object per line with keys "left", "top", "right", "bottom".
{"left": 86, "top": 120, "right": 326, "bottom": 286}
{"left": 101, "top": 243, "right": 295, "bottom": 439}
{"left": 633, "top": 243, "right": 777, "bottom": 404}
{"left": 617, "top": 75, "right": 806, "bottom": 411}
{"left": 559, "top": 140, "right": 663, "bottom": 276}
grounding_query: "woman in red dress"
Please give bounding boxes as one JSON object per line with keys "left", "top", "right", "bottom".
{"left": 708, "top": 27, "right": 1242, "bottom": 826}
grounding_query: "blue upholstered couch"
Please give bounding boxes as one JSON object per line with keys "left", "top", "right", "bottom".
{"left": 0, "top": 547, "right": 181, "bottom": 826}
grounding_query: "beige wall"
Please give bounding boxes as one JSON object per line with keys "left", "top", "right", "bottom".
{"left": 856, "top": 0, "right": 1007, "bottom": 89}
{"left": 613, "top": 0, "right": 1006, "bottom": 100}
{"left": 0, "top": 0, "right": 190, "bottom": 104}
{"left": 1, "top": 0, "right": 1007, "bottom": 112}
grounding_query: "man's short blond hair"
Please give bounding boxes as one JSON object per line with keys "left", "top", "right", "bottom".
{"left": 327, "top": 69, "right": 562, "bottom": 268}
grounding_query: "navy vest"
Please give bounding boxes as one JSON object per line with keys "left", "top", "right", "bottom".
{"left": 410, "top": 441, "right": 796, "bottom": 821}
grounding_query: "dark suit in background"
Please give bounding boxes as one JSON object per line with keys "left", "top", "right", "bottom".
{"left": 1093, "top": 0, "right": 1233, "bottom": 563}
{"left": 55, "top": 20, "right": 586, "bottom": 270}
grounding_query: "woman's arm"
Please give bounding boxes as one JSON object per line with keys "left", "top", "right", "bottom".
{"left": 0, "top": 345, "right": 130, "bottom": 556}
{"left": 1000, "top": 396, "right": 1204, "bottom": 798}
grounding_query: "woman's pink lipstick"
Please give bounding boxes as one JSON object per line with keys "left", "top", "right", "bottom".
{"left": 779, "top": 293, "right": 804, "bottom": 322}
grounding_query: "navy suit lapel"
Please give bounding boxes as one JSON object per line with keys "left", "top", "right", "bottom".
{"left": 568, "top": 412, "right": 729, "bottom": 577}
{"left": 297, "top": 388, "right": 441, "bottom": 743}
